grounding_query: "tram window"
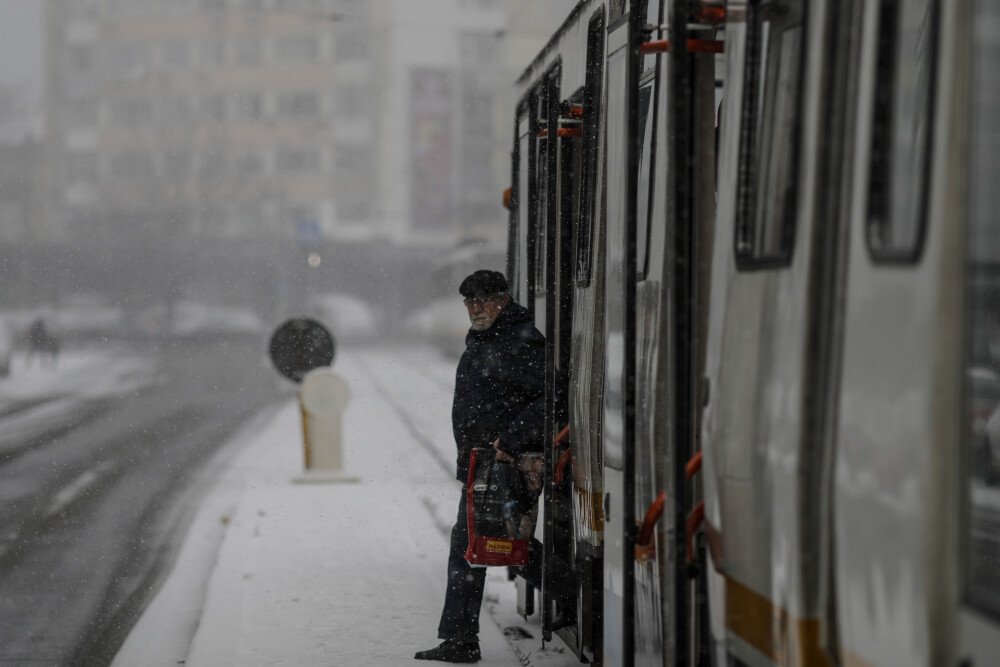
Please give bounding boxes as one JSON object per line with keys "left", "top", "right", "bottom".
{"left": 576, "top": 9, "right": 606, "bottom": 286}
{"left": 527, "top": 87, "right": 548, "bottom": 303}
{"left": 510, "top": 112, "right": 529, "bottom": 301}
{"left": 866, "top": 0, "right": 936, "bottom": 263}
{"left": 636, "top": 83, "right": 654, "bottom": 281}
{"left": 535, "top": 134, "right": 549, "bottom": 294}
{"left": 532, "top": 88, "right": 550, "bottom": 296}
{"left": 561, "top": 89, "right": 586, "bottom": 266}
{"left": 609, "top": 0, "right": 625, "bottom": 26}
{"left": 734, "top": 0, "right": 804, "bottom": 269}
{"left": 965, "top": 0, "right": 1000, "bottom": 622}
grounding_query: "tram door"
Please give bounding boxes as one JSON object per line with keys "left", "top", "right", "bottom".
{"left": 563, "top": 7, "right": 610, "bottom": 662}
{"left": 602, "top": 1, "right": 677, "bottom": 661}
{"left": 701, "top": 1, "right": 844, "bottom": 665}
{"left": 601, "top": 16, "right": 634, "bottom": 665}
{"left": 631, "top": 8, "right": 671, "bottom": 666}
{"left": 536, "top": 61, "right": 580, "bottom": 646}
{"left": 511, "top": 61, "right": 579, "bottom": 645}
{"left": 961, "top": 2, "right": 1000, "bottom": 663}
{"left": 509, "top": 83, "right": 551, "bottom": 324}
{"left": 830, "top": 0, "right": 968, "bottom": 664}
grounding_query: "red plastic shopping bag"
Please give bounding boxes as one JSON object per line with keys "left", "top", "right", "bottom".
{"left": 464, "top": 448, "right": 531, "bottom": 567}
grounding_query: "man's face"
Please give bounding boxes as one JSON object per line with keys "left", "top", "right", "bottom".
{"left": 464, "top": 293, "right": 509, "bottom": 331}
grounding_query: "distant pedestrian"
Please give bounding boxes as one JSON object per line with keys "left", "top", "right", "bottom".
{"left": 24, "top": 319, "right": 59, "bottom": 367}
{"left": 415, "top": 270, "right": 545, "bottom": 664}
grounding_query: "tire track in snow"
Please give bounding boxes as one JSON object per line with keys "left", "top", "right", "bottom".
{"left": 350, "top": 351, "right": 453, "bottom": 477}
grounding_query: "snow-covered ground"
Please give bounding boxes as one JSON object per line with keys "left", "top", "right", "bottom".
{"left": 0, "top": 347, "right": 157, "bottom": 455}
{"left": 112, "top": 345, "right": 582, "bottom": 667}
{"left": 0, "top": 346, "right": 155, "bottom": 403}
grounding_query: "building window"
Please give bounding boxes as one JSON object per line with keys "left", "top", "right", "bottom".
{"left": 288, "top": 204, "right": 317, "bottom": 225}
{"left": 233, "top": 92, "right": 263, "bottom": 121}
{"left": 66, "top": 3, "right": 100, "bottom": 21}
{"left": 161, "top": 96, "right": 196, "bottom": 125}
{"left": 110, "top": 97, "right": 153, "bottom": 127}
{"left": 335, "top": 144, "right": 371, "bottom": 172}
{"left": 162, "top": 148, "right": 193, "bottom": 180}
{"left": 336, "top": 85, "right": 369, "bottom": 117}
{"left": 334, "top": 29, "right": 368, "bottom": 60}
{"left": 236, "top": 202, "right": 263, "bottom": 234}
{"left": 201, "top": 38, "right": 227, "bottom": 68}
{"left": 276, "top": 147, "right": 321, "bottom": 173}
{"left": 276, "top": 91, "right": 320, "bottom": 119}
{"left": 203, "top": 94, "right": 227, "bottom": 123}
{"left": 233, "top": 149, "right": 264, "bottom": 176}
{"left": 108, "top": 43, "right": 150, "bottom": 83}
{"left": 331, "top": 0, "right": 364, "bottom": 18}
{"left": 65, "top": 151, "right": 98, "bottom": 185}
{"left": 64, "top": 98, "right": 99, "bottom": 128}
{"left": 274, "top": 34, "right": 320, "bottom": 63}
{"left": 338, "top": 199, "right": 371, "bottom": 220}
{"left": 200, "top": 150, "right": 227, "bottom": 180}
{"left": 68, "top": 45, "right": 97, "bottom": 73}
{"left": 235, "top": 36, "right": 262, "bottom": 67}
{"left": 162, "top": 40, "right": 190, "bottom": 71}
{"left": 164, "top": 0, "right": 196, "bottom": 15}
{"left": 109, "top": 150, "right": 155, "bottom": 182}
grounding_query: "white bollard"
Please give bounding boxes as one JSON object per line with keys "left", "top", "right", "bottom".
{"left": 295, "top": 367, "right": 359, "bottom": 483}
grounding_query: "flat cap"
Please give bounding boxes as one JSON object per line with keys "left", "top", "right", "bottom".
{"left": 459, "top": 270, "right": 508, "bottom": 298}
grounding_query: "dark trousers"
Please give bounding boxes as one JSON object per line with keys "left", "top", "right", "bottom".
{"left": 437, "top": 488, "right": 487, "bottom": 643}
{"left": 436, "top": 487, "right": 551, "bottom": 643}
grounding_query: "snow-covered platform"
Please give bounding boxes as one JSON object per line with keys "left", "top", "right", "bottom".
{"left": 112, "top": 346, "right": 582, "bottom": 667}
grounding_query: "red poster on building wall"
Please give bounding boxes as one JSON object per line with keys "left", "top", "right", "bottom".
{"left": 410, "top": 68, "right": 452, "bottom": 230}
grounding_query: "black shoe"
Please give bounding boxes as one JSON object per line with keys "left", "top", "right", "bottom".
{"left": 414, "top": 639, "right": 481, "bottom": 663}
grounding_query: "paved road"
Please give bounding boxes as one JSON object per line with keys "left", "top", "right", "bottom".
{"left": 0, "top": 336, "right": 284, "bottom": 666}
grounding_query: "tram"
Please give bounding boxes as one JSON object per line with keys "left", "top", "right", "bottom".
{"left": 503, "top": 1, "right": 1000, "bottom": 666}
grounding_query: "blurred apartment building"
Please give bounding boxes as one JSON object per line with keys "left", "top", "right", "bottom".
{"left": 43, "top": 0, "right": 377, "bottom": 246}
{"left": 41, "top": 0, "right": 575, "bottom": 250}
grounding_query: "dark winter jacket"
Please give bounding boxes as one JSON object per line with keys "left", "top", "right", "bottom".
{"left": 452, "top": 301, "right": 545, "bottom": 482}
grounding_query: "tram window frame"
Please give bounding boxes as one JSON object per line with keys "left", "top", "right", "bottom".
{"left": 865, "top": 0, "right": 938, "bottom": 265}
{"left": 608, "top": 0, "right": 647, "bottom": 30}
{"left": 509, "top": 107, "right": 530, "bottom": 301}
{"left": 635, "top": 78, "right": 655, "bottom": 282}
{"left": 562, "top": 87, "right": 586, "bottom": 280}
{"left": 526, "top": 89, "right": 542, "bottom": 308}
{"left": 608, "top": 0, "right": 625, "bottom": 28}
{"left": 733, "top": 0, "right": 806, "bottom": 271}
{"left": 963, "top": 0, "right": 1000, "bottom": 623}
{"left": 524, "top": 88, "right": 543, "bottom": 308}
{"left": 576, "top": 7, "right": 607, "bottom": 287}
{"left": 534, "top": 93, "right": 550, "bottom": 297}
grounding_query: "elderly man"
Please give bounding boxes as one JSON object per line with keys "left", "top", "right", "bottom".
{"left": 415, "top": 270, "right": 545, "bottom": 664}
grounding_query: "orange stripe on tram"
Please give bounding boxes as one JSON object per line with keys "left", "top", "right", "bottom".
{"left": 722, "top": 576, "right": 836, "bottom": 667}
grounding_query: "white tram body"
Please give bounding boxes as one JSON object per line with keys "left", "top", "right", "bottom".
{"left": 503, "top": 0, "right": 999, "bottom": 666}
